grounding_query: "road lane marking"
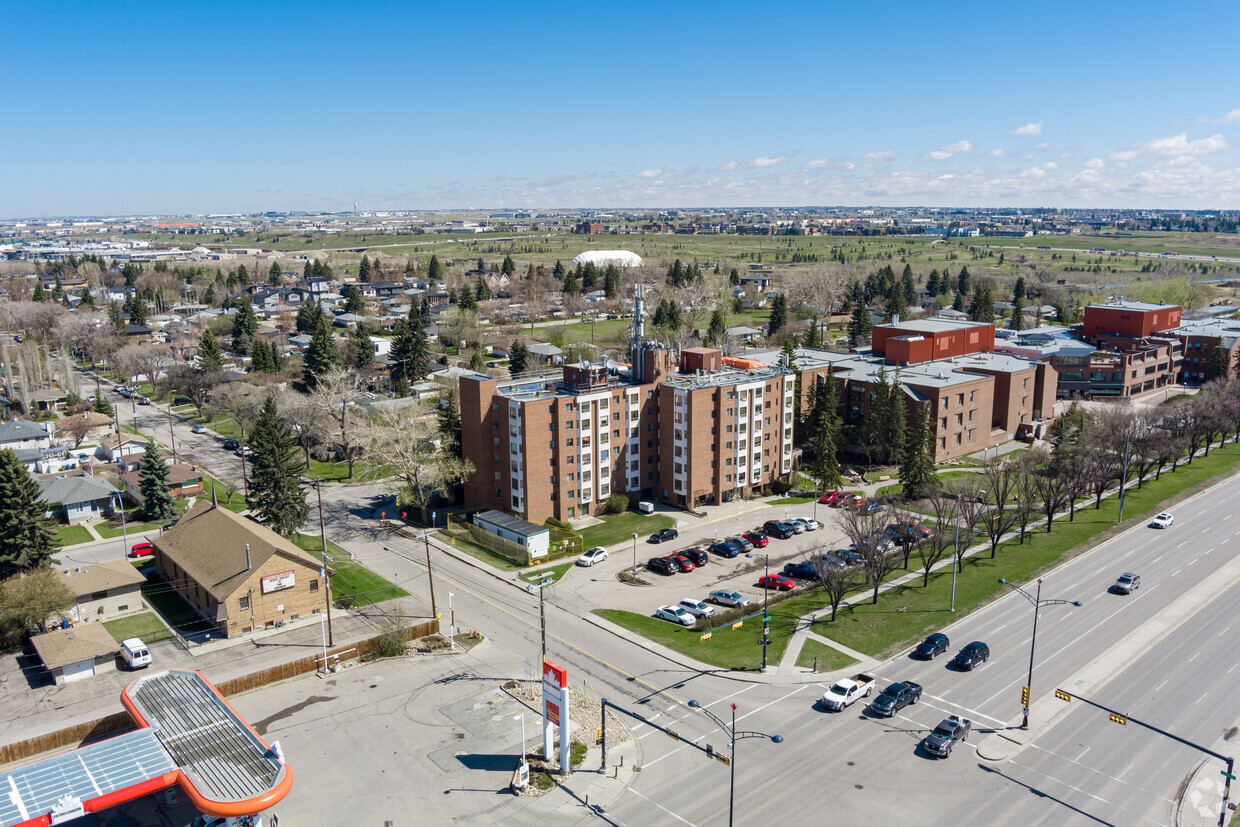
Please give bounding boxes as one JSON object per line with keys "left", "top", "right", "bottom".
{"left": 1075, "top": 746, "right": 1090, "bottom": 762}
{"left": 1178, "top": 541, "right": 1188, "bottom": 549}
{"left": 626, "top": 788, "right": 695, "bottom": 826}
{"left": 1189, "top": 651, "right": 1200, "bottom": 663}
{"left": 1218, "top": 626, "right": 1229, "bottom": 637}
{"left": 1156, "top": 680, "right": 1168, "bottom": 692}
{"left": 1010, "top": 759, "right": 1111, "bottom": 804}
{"left": 1189, "top": 558, "right": 1198, "bottom": 565}
{"left": 1117, "top": 762, "right": 1133, "bottom": 780}
{"left": 993, "top": 623, "right": 1007, "bottom": 633}
{"left": 1196, "top": 691, "right": 1209, "bottom": 704}
{"left": 1172, "top": 569, "right": 1182, "bottom": 577}
{"left": 641, "top": 685, "right": 811, "bottom": 768}
{"left": 1228, "top": 663, "right": 1238, "bottom": 674}
{"left": 1152, "top": 555, "right": 1163, "bottom": 563}
{"left": 915, "top": 693, "right": 1008, "bottom": 726}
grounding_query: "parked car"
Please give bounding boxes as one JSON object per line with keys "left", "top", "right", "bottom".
{"left": 708, "top": 590, "right": 752, "bottom": 608}
{"left": 678, "top": 598, "right": 716, "bottom": 618}
{"left": 800, "top": 518, "right": 819, "bottom": 531}
{"left": 128, "top": 542, "right": 154, "bottom": 558}
{"left": 762, "top": 520, "right": 794, "bottom": 540}
{"left": 923, "top": 716, "right": 971, "bottom": 758}
{"left": 953, "top": 641, "right": 990, "bottom": 671}
{"left": 786, "top": 519, "right": 807, "bottom": 535}
{"left": 818, "top": 491, "right": 846, "bottom": 504}
{"left": 138, "top": 397, "right": 151, "bottom": 405}
{"left": 236, "top": 446, "right": 255, "bottom": 457}
{"left": 887, "top": 521, "right": 932, "bottom": 545}
{"left": 647, "top": 557, "right": 678, "bottom": 576}
{"left": 783, "top": 561, "right": 820, "bottom": 580}
{"left": 681, "top": 548, "right": 709, "bottom": 567}
{"left": 870, "top": 681, "right": 922, "bottom": 717}
{"left": 222, "top": 439, "right": 240, "bottom": 451}
{"left": 831, "top": 494, "right": 862, "bottom": 508}
{"left": 858, "top": 501, "right": 883, "bottom": 515}
{"left": 742, "top": 530, "right": 769, "bottom": 548}
{"left": 648, "top": 528, "right": 679, "bottom": 544}
{"left": 191, "top": 424, "right": 207, "bottom": 434}
{"left": 758, "top": 574, "right": 796, "bottom": 591}
{"left": 670, "top": 555, "right": 696, "bottom": 572}
{"left": 1149, "top": 512, "right": 1174, "bottom": 529}
{"left": 709, "top": 541, "right": 742, "bottom": 558}
{"left": 577, "top": 547, "right": 609, "bottom": 567}
{"left": 172, "top": 396, "right": 192, "bottom": 406}
{"left": 851, "top": 537, "right": 894, "bottom": 556}
{"left": 1113, "top": 572, "right": 1141, "bottom": 594}
{"left": 655, "top": 605, "right": 695, "bottom": 626}
{"left": 913, "top": 633, "right": 950, "bottom": 660}
{"left": 830, "top": 549, "right": 864, "bottom": 566}
{"left": 728, "top": 535, "right": 753, "bottom": 552}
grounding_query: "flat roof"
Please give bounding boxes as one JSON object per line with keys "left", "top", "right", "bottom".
{"left": 1085, "top": 300, "right": 1179, "bottom": 312}
{"left": 474, "top": 509, "right": 547, "bottom": 537}
{"left": 875, "top": 318, "right": 993, "bottom": 334}
{"left": 56, "top": 560, "right": 146, "bottom": 598}
{"left": 662, "top": 364, "right": 790, "bottom": 390}
{"left": 749, "top": 347, "right": 995, "bottom": 389}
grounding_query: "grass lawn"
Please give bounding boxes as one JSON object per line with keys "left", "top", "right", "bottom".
{"left": 770, "top": 496, "right": 816, "bottom": 505}
{"left": 797, "top": 638, "right": 858, "bottom": 672}
{"left": 103, "top": 612, "right": 174, "bottom": 644}
{"left": 304, "top": 457, "right": 352, "bottom": 482}
{"left": 438, "top": 529, "right": 527, "bottom": 571}
{"left": 579, "top": 512, "right": 675, "bottom": 549}
{"left": 55, "top": 525, "right": 93, "bottom": 546}
{"left": 201, "top": 476, "right": 248, "bottom": 512}
{"left": 141, "top": 580, "right": 215, "bottom": 636}
{"left": 522, "top": 561, "right": 576, "bottom": 584}
{"left": 291, "top": 533, "right": 409, "bottom": 606}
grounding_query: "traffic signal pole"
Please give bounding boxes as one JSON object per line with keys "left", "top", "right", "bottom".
{"left": 1055, "top": 688, "right": 1234, "bottom": 826}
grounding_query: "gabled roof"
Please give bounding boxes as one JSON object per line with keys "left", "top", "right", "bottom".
{"left": 56, "top": 559, "right": 146, "bottom": 598}
{"left": 154, "top": 500, "right": 328, "bottom": 602}
{"left": 39, "top": 475, "right": 118, "bottom": 506}
{"left": 0, "top": 419, "right": 49, "bottom": 442}
{"left": 31, "top": 623, "right": 119, "bottom": 670}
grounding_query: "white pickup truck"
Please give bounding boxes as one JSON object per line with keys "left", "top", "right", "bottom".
{"left": 820, "top": 673, "right": 876, "bottom": 711}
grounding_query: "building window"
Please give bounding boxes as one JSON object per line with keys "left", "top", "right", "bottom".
{"left": 969, "top": 390, "right": 975, "bottom": 401}
{"left": 310, "top": 579, "right": 319, "bottom": 593}
{"left": 940, "top": 437, "right": 946, "bottom": 449}
{"left": 955, "top": 433, "right": 962, "bottom": 445}
{"left": 239, "top": 595, "right": 250, "bottom": 610}
{"left": 568, "top": 507, "right": 575, "bottom": 518}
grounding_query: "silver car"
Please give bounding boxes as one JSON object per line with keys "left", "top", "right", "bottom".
{"left": 678, "top": 598, "right": 717, "bottom": 618}
{"left": 708, "top": 590, "right": 752, "bottom": 608}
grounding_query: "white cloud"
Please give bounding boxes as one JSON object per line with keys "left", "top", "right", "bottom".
{"left": 1141, "top": 132, "right": 1228, "bottom": 157}
{"left": 801, "top": 159, "right": 829, "bottom": 171}
{"left": 719, "top": 155, "right": 788, "bottom": 172}
{"left": 635, "top": 168, "right": 662, "bottom": 179}
{"left": 719, "top": 160, "right": 742, "bottom": 171}
{"left": 1085, "top": 158, "right": 1105, "bottom": 168}
{"left": 843, "top": 162, "right": 856, "bottom": 171}
{"left": 1109, "top": 149, "right": 1139, "bottom": 162}
{"left": 921, "top": 140, "right": 973, "bottom": 161}
{"left": 1035, "top": 141, "right": 1052, "bottom": 151}
{"left": 985, "top": 148, "right": 1008, "bottom": 158}
{"left": 1010, "top": 122, "right": 1044, "bottom": 136}
{"left": 861, "top": 150, "right": 898, "bottom": 161}
{"left": 1200, "top": 109, "right": 1240, "bottom": 125}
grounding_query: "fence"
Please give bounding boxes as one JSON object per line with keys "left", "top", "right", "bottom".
{"left": 444, "top": 514, "right": 584, "bottom": 566}
{"left": 0, "top": 618, "right": 439, "bottom": 767}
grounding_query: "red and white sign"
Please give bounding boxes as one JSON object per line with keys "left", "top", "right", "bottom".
{"left": 546, "top": 700, "right": 560, "bottom": 726}
{"left": 541, "top": 659, "right": 571, "bottom": 770}
{"left": 261, "top": 570, "right": 296, "bottom": 594}
{"left": 543, "top": 660, "right": 567, "bottom": 691}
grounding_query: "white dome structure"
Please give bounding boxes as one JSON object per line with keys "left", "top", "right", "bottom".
{"left": 570, "top": 250, "right": 643, "bottom": 268}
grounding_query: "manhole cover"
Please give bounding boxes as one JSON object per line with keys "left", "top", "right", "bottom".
{"left": 846, "top": 761, "right": 855, "bottom": 766}
{"left": 854, "top": 785, "right": 863, "bottom": 790}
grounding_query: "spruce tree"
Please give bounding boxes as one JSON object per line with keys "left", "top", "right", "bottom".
{"left": 93, "top": 394, "right": 115, "bottom": 418}
{"left": 1205, "top": 339, "right": 1230, "bottom": 382}
{"left": 956, "top": 267, "right": 971, "bottom": 295}
{"left": 509, "top": 340, "right": 530, "bottom": 375}
{"left": 439, "top": 390, "right": 463, "bottom": 458}
{"left": 888, "top": 381, "right": 907, "bottom": 465}
{"left": 847, "top": 299, "right": 872, "bottom": 347}
{"left": 348, "top": 321, "right": 373, "bottom": 368}
{"left": 767, "top": 293, "right": 788, "bottom": 338}
{"left": 802, "top": 318, "right": 820, "bottom": 348}
{"left": 138, "top": 440, "right": 176, "bottom": 523}
{"left": 32, "top": 281, "right": 46, "bottom": 302}
{"left": 1009, "top": 293, "right": 1026, "bottom": 331}
{"left": 808, "top": 373, "right": 843, "bottom": 488}
{"left": 501, "top": 255, "right": 516, "bottom": 276}
{"left": 268, "top": 261, "right": 282, "bottom": 285}
{"left": 358, "top": 255, "right": 371, "bottom": 282}
{"left": 247, "top": 396, "right": 309, "bottom": 537}
{"left": 77, "top": 287, "right": 96, "bottom": 309}
{"left": 0, "top": 448, "right": 59, "bottom": 576}
{"left": 900, "top": 405, "right": 937, "bottom": 498}
{"left": 952, "top": 291, "right": 965, "bottom": 312}
{"left": 707, "top": 309, "right": 728, "bottom": 346}
{"left": 197, "top": 328, "right": 224, "bottom": 373}
{"left": 343, "top": 284, "right": 364, "bottom": 315}
{"left": 302, "top": 318, "right": 340, "bottom": 389}
{"left": 427, "top": 254, "right": 443, "bottom": 282}
{"left": 901, "top": 265, "right": 917, "bottom": 305}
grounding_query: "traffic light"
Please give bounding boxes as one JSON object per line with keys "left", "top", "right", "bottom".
{"left": 1054, "top": 689, "right": 1072, "bottom": 702}
{"left": 1109, "top": 713, "right": 1127, "bottom": 726}
{"left": 1021, "top": 686, "right": 1030, "bottom": 706}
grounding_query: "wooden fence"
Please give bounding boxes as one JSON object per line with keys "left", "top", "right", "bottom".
{"left": 0, "top": 618, "right": 439, "bottom": 767}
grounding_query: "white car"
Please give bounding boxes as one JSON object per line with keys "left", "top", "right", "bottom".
{"left": 677, "top": 598, "right": 716, "bottom": 618}
{"left": 800, "top": 518, "right": 819, "bottom": 531}
{"left": 708, "top": 590, "right": 752, "bottom": 607}
{"left": 655, "top": 605, "right": 695, "bottom": 626}
{"left": 577, "top": 546, "right": 609, "bottom": 567}
{"left": 1150, "top": 512, "right": 1174, "bottom": 529}
{"left": 192, "top": 424, "right": 208, "bottom": 434}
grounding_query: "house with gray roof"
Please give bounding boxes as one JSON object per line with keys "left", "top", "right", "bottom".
{"left": 0, "top": 418, "right": 53, "bottom": 451}
{"left": 39, "top": 475, "right": 119, "bottom": 524}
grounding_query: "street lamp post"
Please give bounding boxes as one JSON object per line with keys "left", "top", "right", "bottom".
{"left": 951, "top": 487, "right": 986, "bottom": 612}
{"left": 687, "top": 700, "right": 783, "bottom": 827}
{"left": 631, "top": 532, "right": 638, "bottom": 575}
{"left": 761, "top": 553, "right": 770, "bottom": 671}
{"left": 999, "top": 577, "right": 1082, "bottom": 729}
{"left": 448, "top": 591, "right": 455, "bottom": 650}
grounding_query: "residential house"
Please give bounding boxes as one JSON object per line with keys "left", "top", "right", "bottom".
{"left": 119, "top": 463, "right": 205, "bottom": 504}
{"left": 0, "top": 418, "right": 53, "bottom": 451}
{"left": 39, "top": 474, "right": 119, "bottom": 524}
{"left": 30, "top": 623, "right": 120, "bottom": 684}
{"left": 55, "top": 411, "right": 116, "bottom": 446}
{"left": 28, "top": 388, "right": 68, "bottom": 412}
{"left": 14, "top": 446, "right": 78, "bottom": 474}
{"left": 57, "top": 560, "right": 147, "bottom": 622}
{"left": 99, "top": 435, "right": 149, "bottom": 463}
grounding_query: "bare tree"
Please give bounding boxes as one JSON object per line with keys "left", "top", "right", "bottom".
{"left": 917, "top": 489, "right": 960, "bottom": 586}
{"left": 305, "top": 367, "right": 364, "bottom": 479}
{"left": 783, "top": 265, "right": 850, "bottom": 320}
{"left": 838, "top": 504, "right": 901, "bottom": 604}
{"left": 213, "top": 382, "right": 265, "bottom": 442}
{"left": 278, "top": 392, "right": 329, "bottom": 471}
{"left": 57, "top": 414, "right": 94, "bottom": 448}
{"left": 1011, "top": 452, "right": 1041, "bottom": 543}
{"left": 942, "top": 481, "right": 987, "bottom": 572}
{"left": 977, "top": 459, "right": 1021, "bottom": 557}
{"left": 165, "top": 364, "right": 220, "bottom": 419}
{"left": 355, "top": 402, "right": 473, "bottom": 525}
{"left": 810, "top": 545, "right": 864, "bottom": 621}
{"left": 1029, "top": 447, "right": 1070, "bottom": 532}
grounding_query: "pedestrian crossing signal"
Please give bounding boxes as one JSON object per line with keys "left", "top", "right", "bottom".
{"left": 1021, "top": 686, "right": 1029, "bottom": 706}
{"left": 1054, "top": 689, "right": 1071, "bottom": 702}
{"left": 1109, "top": 713, "right": 1127, "bottom": 726}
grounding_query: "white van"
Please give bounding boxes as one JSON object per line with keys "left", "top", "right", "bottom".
{"left": 120, "top": 638, "right": 151, "bottom": 669}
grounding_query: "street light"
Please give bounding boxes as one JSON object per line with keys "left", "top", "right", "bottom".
{"left": 760, "top": 553, "right": 770, "bottom": 671}
{"left": 687, "top": 700, "right": 783, "bottom": 827}
{"left": 998, "top": 577, "right": 1082, "bottom": 729}
{"left": 631, "top": 532, "right": 638, "bottom": 575}
{"left": 951, "top": 487, "right": 986, "bottom": 612}
{"left": 448, "top": 592, "right": 455, "bottom": 650}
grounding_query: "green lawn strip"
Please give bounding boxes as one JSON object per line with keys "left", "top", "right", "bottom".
{"left": 438, "top": 528, "right": 526, "bottom": 571}
{"left": 291, "top": 533, "right": 409, "bottom": 606}
{"left": 54, "top": 525, "right": 93, "bottom": 546}
{"left": 140, "top": 581, "right": 215, "bottom": 636}
{"left": 579, "top": 512, "right": 675, "bottom": 549}
{"left": 797, "top": 638, "right": 858, "bottom": 672}
{"left": 102, "top": 612, "right": 174, "bottom": 644}
{"left": 770, "top": 496, "right": 816, "bottom": 505}
{"left": 200, "top": 476, "right": 248, "bottom": 512}
{"left": 595, "top": 609, "right": 776, "bottom": 670}
{"left": 521, "top": 561, "right": 576, "bottom": 584}
{"left": 170, "top": 404, "right": 197, "bottom": 415}
{"left": 303, "top": 457, "right": 352, "bottom": 482}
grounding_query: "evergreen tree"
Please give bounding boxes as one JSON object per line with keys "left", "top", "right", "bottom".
{"left": 247, "top": 395, "right": 309, "bottom": 537}
{"left": 899, "top": 405, "right": 938, "bottom": 498}
{"left": 885, "top": 283, "right": 908, "bottom": 321}
{"left": 348, "top": 321, "right": 373, "bottom": 368}
{"left": 52, "top": 275, "right": 65, "bottom": 300}
{"left": 203, "top": 283, "right": 217, "bottom": 306}
{"left": 552, "top": 260, "right": 566, "bottom": 281}
{"left": 952, "top": 291, "right": 965, "bottom": 312}
{"left": 602, "top": 263, "right": 620, "bottom": 298}
{"left": 295, "top": 298, "right": 322, "bottom": 334}
{"left": 32, "top": 281, "right": 46, "bottom": 302}
{"left": 967, "top": 285, "right": 994, "bottom": 323}
{"left": 956, "top": 266, "right": 971, "bottom": 295}
{"left": 358, "top": 255, "right": 372, "bottom": 282}
{"left": 343, "top": 284, "right": 365, "bottom": 315}
{"left": 1009, "top": 293, "right": 1026, "bottom": 331}
{"left": 1013, "top": 275, "right": 1027, "bottom": 301}
{"left": 562, "top": 267, "right": 580, "bottom": 295}
{"left": 236, "top": 264, "right": 250, "bottom": 284}
{"left": 469, "top": 350, "right": 486, "bottom": 371}
{"left": 427, "top": 254, "right": 443, "bottom": 282}
{"left": 501, "top": 255, "right": 516, "bottom": 276}
{"left": 197, "top": 328, "right": 224, "bottom": 373}
{"left": 0, "top": 448, "right": 59, "bottom": 576}
{"left": 901, "top": 264, "right": 916, "bottom": 305}
{"left": 77, "top": 287, "right": 95, "bottom": 309}
{"left": 475, "top": 274, "right": 492, "bottom": 302}
{"left": 126, "top": 294, "right": 148, "bottom": 327}
{"left": 250, "top": 340, "right": 271, "bottom": 373}
{"left": 707, "top": 308, "right": 728, "bottom": 346}
{"left": 92, "top": 394, "right": 115, "bottom": 418}
{"left": 808, "top": 373, "right": 843, "bottom": 488}
{"left": 302, "top": 318, "right": 340, "bottom": 389}
{"left": 439, "top": 390, "right": 463, "bottom": 458}
{"left": 389, "top": 312, "right": 429, "bottom": 387}
{"left": 457, "top": 285, "right": 477, "bottom": 310}
{"left": 1205, "top": 339, "right": 1231, "bottom": 382}
{"left": 268, "top": 261, "right": 282, "bottom": 285}
{"left": 925, "top": 269, "right": 941, "bottom": 296}
{"left": 509, "top": 339, "right": 530, "bottom": 375}
{"left": 581, "top": 262, "right": 598, "bottom": 290}
{"left": 667, "top": 259, "right": 684, "bottom": 287}
{"left": 231, "top": 298, "right": 257, "bottom": 356}
{"left": 767, "top": 293, "right": 788, "bottom": 338}
{"left": 304, "top": 260, "right": 313, "bottom": 277}
{"left": 847, "top": 299, "right": 872, "bottom": 347}
{"left": 138, "top": 440, "right": 176, "bottom": 523}
{"left": 888, "top": 381, "right": 907, "bottom": 465}
{"left": 802, "top": 318, "right": 821, "bottom": 348}
{"left": 729, "top": 267, "right": 741, "bottom": 286}
{"left": 106, "top": 301, "right": 126, "bottom": 335}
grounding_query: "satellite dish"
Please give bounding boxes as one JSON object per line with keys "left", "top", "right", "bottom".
{"left": 605, "top": 358, "right": 616, "bottom": 371}
{"left": 583, "top": 360, "right": 591, "bottom": 370}
{"left": 554, "top": 356, "right": 564, "bottom": 365}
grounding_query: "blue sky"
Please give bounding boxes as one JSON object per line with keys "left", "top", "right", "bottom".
{"left": 5, "top": 1, "right": 1240, "bottom": 216}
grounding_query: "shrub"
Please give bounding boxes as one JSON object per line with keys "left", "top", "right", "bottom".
{"left": 604, "top": 494, "right": 629, "bottom": 514}
{"left": 374, "top": 615, "right": 410, "bottom": 658}
{"left": 544, "top": 517, "right": 572, "bottom": 530}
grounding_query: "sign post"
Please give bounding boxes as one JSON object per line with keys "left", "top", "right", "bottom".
{"left": 541, "top": 660, "right": 571, "bottom": 773}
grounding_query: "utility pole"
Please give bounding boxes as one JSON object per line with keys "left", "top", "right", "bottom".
{"left": 314, "top": 480, "right": 327, "bottom": 553}
{"left": 761, "top": 554, "right": 770, "bottom": 671}
{"left": 240, "top": 448, "right": 249, "bottom": 499}
{"left": 166, "top": 409, "right": 177, "bottom": 462}
{"left": 425, "top": 532, "right": 438, "bottom": 619}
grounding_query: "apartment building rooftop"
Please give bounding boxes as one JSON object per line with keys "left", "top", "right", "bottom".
{"left": 662, "top": 363, "right": 790, "bottom": 390}
{"left": 1085, "top": 300, "right": 1178, "bottom": 312}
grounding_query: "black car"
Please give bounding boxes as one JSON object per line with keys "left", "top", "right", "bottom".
{"left": 913, "top": 633, "right": 950, "bottom": 660}
{"left": 953, "top": 641, "right": 990, "bottom": 671}
{"left": 222, "top": 439, "right": 240, "bottom": 451}
{"left": 172, "top": 396, "right": 192, "bottom": 406}
{"left": 648, "top": 528, "right": 679, "bottom": 544}
{"left": 763, "top": 520, "right": 794, "bottom": 540}
{"left": 783, "top": 561, "right": 820, "bottom": 580}
{"left": 709, "top": 541, "right": 741, "bottom": 558}
{"left": 681, "top": 548, "right": 709, "bottom": 567}
{"left": 647, "top": 557, "right": 678, "bottom": 575}
{"left": 870, "top": 681, "right": 922, "bottom": 717}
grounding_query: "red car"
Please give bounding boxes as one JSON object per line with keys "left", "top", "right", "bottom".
{"left": 818, "top": 491, "right": 846, "bottom": 504}
{"left": 129, "top": 542, "right": 154, "bottom": 558}
{"left": 758, "top": 574, "right": 796, "bottom": 591}
{"left": 834, "top": 494, "right": 864, "bottom": 509}
{"left": 743, "top": 530, "right": 769, "bottom": 548}
{"left": 670, "top": 555, "right": 696, "bottom": 572}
